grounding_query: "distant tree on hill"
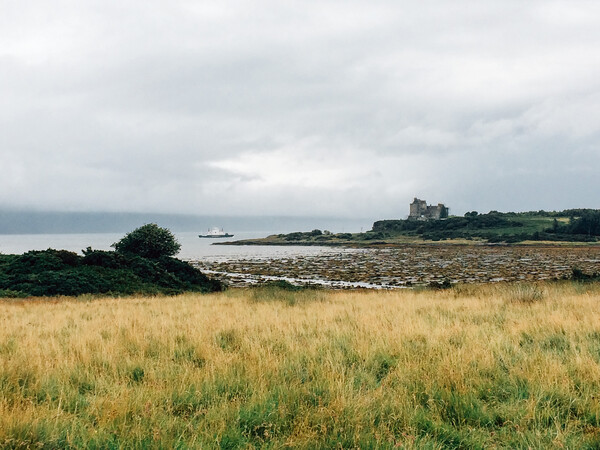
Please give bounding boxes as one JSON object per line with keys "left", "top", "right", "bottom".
{"left": 568, "top": 211, "right": 600, "bottom": 236}
{"left": 112, "top": 223, "right": 181, "bottom": 259}
{"left": 552, "top": 218, "right": 559, "bottom": 233}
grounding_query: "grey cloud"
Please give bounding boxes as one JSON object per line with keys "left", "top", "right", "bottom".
{"left": 1, "top": 0, "right": 599, "bottom": 217}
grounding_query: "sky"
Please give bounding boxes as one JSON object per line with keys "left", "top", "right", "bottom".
{"left": 1, "top": 0, "right": 599, "bottom": 219}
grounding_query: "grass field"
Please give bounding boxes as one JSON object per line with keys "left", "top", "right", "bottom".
{"left": 2, "top": 283, "right": 600, "bottom": 448}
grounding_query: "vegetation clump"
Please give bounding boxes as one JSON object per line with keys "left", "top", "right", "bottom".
{"left": 566, "top": 267, "right": 600, "bottom": 282}
{"left": 250, "top": 280, "right": 324, "bottom": 306}
{"left": 503, "top": 283, "right": 545, "bottom": 304}
{"left": 112, "top": 223, "right": 181, "bottom": 258}
{"left": 427, "top": 279, "right": 453, "bottom": 290}
{"left": 0, "top": 225, "right": 222, "bottom": 297}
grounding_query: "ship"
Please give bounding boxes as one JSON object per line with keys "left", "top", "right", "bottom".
{"left": 198, "top": 227, "right": 234, "bottom": 238}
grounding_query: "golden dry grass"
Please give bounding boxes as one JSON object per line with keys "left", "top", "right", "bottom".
{"left": 2, "top": 282, "right": 600, "bottom": 448}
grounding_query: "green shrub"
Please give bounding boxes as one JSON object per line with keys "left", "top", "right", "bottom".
{"left": 428, "top": 279, "right": 452, "bottom": 290}
{"left": 569, "top": 267, "right": 600, "bottom": 282}
{"left": 6, "top": 250, "right": 69, "bottom": 274}
{"left": 0, "top": 227, "right": 222, "bottom": 297}
{"left": 112, "top": 223, "right": 181, "bottom": 259}
{"left": 0, "top": 289, "right": 28, "bottom": 298}
{"left": 129, "top": 367, "right": 145, "bottom": 383}
{"left": 82, "top": 248, "right": 123, "bottom": 268}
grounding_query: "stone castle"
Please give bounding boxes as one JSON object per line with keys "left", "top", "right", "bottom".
{"left": 409, "top": 198, "right": 448, "bottom": 220}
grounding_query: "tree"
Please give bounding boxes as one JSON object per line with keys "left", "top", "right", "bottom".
{"left": 112, "top": 224, "right": 181, "bottom": 259}
{"left": 568, "top": 211, "right": 600, "bottom": 237}
{"left": 552, "top": 218, "right": 559, "bottom": 233}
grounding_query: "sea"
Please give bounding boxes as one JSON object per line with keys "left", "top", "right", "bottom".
{"left": 0, "top": 230, "right": 361, "bottom": 262}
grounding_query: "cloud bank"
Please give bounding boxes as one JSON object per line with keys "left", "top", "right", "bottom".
{"left": 1, "top": 0, "right": 599, "bottom": 218}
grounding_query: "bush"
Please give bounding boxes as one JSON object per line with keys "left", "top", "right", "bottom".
{"left": 569, "top": 268, "right": 600, "bottom": 282}
{"left": 5, "top": 249, "right": 76, "bottom": 274}
{"left": 284, "top": 232, "right": 305, "bottom": 241}
{"left": 0, "top": 226, "right": 223, "bottom": 297}
{"left": 0, "top": 289, "right": 28, "bottom": 298}
{"left": 0, "top": 251, "right": 222, "bottom": 297}
{"left": 112, "top": 224, "right": 181, "bottom": 259}
{"left": 428, "top": 279, "right": 452, "bottom": 290}
{"left": 82, "top": 248, "right": 124, "bottom": 268}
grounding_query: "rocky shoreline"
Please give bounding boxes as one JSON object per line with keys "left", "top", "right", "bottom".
{"left": 191, "top": 245, "right": 600, "bottom": 289}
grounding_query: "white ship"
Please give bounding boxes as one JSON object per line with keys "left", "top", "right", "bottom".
{"left": 198, "top": 227, "right": 234, "bottom": 238}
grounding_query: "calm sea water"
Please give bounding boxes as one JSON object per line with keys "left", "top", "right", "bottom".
{"left": 0, "top": 231, "right": 349, "bottom": 261}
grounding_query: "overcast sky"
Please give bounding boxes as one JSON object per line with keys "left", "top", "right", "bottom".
{"left": 1, "top": 1, "right": 599, "bottom": 218}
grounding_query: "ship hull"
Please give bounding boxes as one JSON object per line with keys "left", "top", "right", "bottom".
{"left": 198, "top": 234, "right": 234, "bottom": 238}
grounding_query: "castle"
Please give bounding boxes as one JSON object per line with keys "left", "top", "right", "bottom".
{"left": 409, "top": 198, "right": 448, "bottom": 220}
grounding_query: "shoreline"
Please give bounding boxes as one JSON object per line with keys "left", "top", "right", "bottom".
{"left": 214, "top": 238, "right": 600, "bottom": 248}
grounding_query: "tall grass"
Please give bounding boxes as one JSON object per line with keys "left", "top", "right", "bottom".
{"left": 1, "top": 282, "right": 600, "bottom": 448}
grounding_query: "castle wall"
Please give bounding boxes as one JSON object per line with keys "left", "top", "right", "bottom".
{"left": 409, "top": 198, "right": 447, "bottom": 220}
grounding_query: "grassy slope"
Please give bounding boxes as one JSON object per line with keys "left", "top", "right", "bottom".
{"left": 2, "top": 284, "right": 600, "bottom": 448}
{"left": 484, "top": 216, "right": 554, "bottom": 235}
{"left": 463, "top": 216, "right": 568, "bottom": 237}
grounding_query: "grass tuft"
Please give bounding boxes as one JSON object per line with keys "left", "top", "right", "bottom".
{"left": 504, "top": 283, "right": 545, "bottom": 304}
{"left": 129, "top": 366, "right": 145, "bottom": 383}
{"left": 215, "top": 329, "right": 242, "bottom": 352}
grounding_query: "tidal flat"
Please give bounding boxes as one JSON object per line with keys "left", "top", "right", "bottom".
{"left": 2, "top": 284, "right": 600, "bottom": 448}
{"left": 193, "top": 244, "right": 600, "bottom": 288}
